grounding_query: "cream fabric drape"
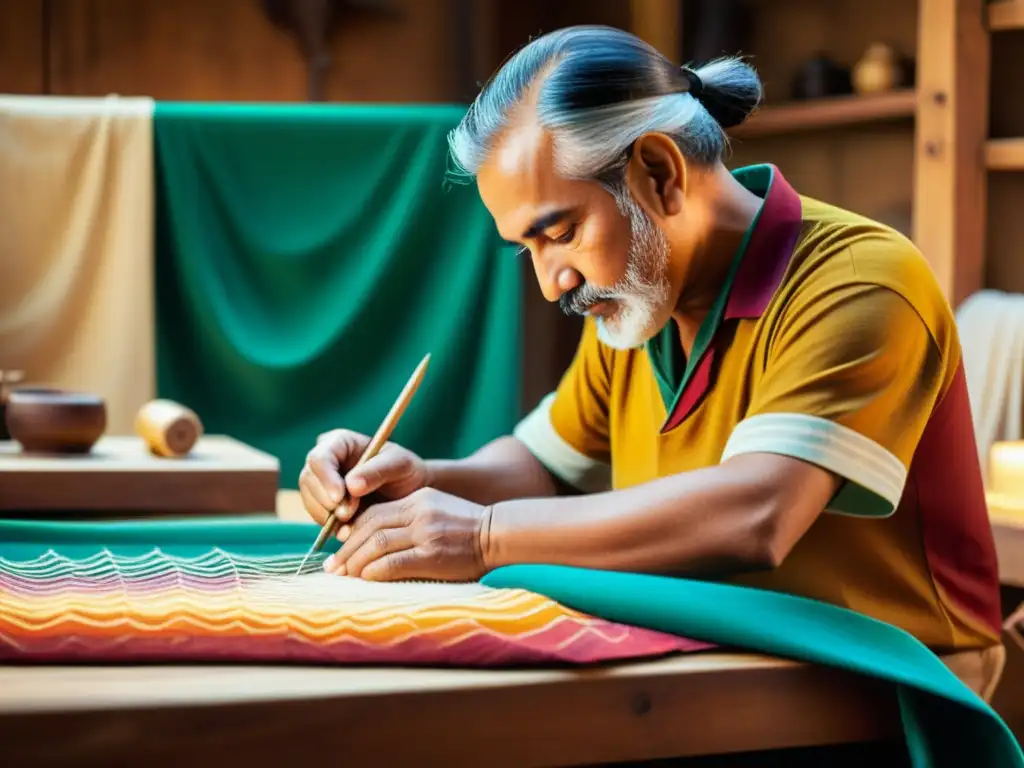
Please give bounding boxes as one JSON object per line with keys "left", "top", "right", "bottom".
{"left": 956, "top": 289, "right": 1024, "bottom": 484}
{"left": 0, "top": 95, "right": 155, "bottom": 434}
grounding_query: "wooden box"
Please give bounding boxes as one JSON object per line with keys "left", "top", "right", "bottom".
{"left": 0, "top": 435, "right": 279, "bottom": 516}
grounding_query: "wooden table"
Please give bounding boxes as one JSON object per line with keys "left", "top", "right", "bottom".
{"left": 0, "top": 492, "right": 903, "bottom": 767}
{"left": 0, "top": 654, "right": 899, "bottom": 767}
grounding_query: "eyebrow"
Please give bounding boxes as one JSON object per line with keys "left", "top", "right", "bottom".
{"left": 522, "top": 208, "right": 573, "bottom": 240}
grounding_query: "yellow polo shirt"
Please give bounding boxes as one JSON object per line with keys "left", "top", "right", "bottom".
{"left": 514, "top": 164, "right": 1002, "bottom": 652}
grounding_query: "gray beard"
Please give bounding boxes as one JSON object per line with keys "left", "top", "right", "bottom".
{"left": 560, "top": 189, "right": 671, "bottom": 350}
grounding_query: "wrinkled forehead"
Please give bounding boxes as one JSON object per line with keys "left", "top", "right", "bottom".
{"left": 476, "top": 120, "right": 598, "bottom": 242}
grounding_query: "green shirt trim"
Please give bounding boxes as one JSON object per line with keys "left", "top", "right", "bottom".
{"left": 646, "top": 164, "right": 775, "bottom": 415}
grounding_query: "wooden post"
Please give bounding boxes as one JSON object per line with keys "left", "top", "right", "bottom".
{"left": 630, "top": 0, "right": 682, "bottom": 63}
{"left": 912, "top": 0, "right": 990, "bottom": 308}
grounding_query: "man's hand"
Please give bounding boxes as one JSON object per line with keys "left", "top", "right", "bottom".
{"left": 322, "top": 488, "right": 492, "bottom": 582}
{"left": 298, "top": 429, "right": 429, "bottom": 528}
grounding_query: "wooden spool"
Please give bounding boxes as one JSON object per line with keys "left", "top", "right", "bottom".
{"left": 134, "top": 399, "right": 203, "bottom": 458}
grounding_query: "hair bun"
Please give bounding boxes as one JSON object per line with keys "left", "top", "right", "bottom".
{"left": 689, "top": 58, "right": 764, "bottom": 130}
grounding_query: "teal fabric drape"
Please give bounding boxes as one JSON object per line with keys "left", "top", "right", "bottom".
{"left": 483, "top": 565, "right": 1024, "bottom": 768}
{"left": 153, "top": 103, "right": 520, "bottom": 488}
{"left": 0, "top": 517, "right": 341, "bottom": 561}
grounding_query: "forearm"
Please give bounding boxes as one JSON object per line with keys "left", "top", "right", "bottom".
{"left": 484, "top": 455, "right": 835, "bottom": 577}
{"left": 425, "top": 436, "right": 566, "bottom": 506}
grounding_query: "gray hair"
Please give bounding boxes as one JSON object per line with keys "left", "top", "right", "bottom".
{"left": 447, "top": 25, "right": 762, "bottom": 190}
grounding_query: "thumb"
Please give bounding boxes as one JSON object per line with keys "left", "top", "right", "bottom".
{"left": 345, "top": 450, "right": 414, "bottom": 497}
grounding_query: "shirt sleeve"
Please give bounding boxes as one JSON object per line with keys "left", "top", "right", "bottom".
{"left": 720, "top": 281, "right": 946, "bottom": 517}
{"left": 513, "top": 318, "right": 613, "bottom": 493}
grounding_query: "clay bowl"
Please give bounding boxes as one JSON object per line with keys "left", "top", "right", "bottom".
{"left": 5, "top": 387, "right": 107, "bottom": 454}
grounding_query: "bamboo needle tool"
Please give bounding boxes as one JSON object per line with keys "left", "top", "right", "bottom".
{"left": 296, "top": 353, "right": 431, "bottom": 574}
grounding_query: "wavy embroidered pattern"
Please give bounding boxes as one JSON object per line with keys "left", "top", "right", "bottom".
{"left": 0, "top": 548, "right": 703, "bottom": 665}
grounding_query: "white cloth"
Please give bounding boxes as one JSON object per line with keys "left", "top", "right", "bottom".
{"left": 0, "top": 95, "right": 156, "bottom": 434}
{"left": 956, "top": 289, "right": 1024, "bottom": 484}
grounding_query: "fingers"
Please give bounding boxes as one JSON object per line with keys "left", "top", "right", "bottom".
{"left": 307, "top": 448, "right": 347, "bottom": 508}
{"left": 361, "top": 550, "right": 429, "bottom": 582}
{"left": 343, "top": 449, "right": 415, "bottom": 498}
{"left": 300, "top": 462, "right": 336, "bottom": 514}
{"left": 299, "top": 476, "right": 331, "bottom": 526}
{"left": 325, "top": 500, "right": 413, "bottom": 574}
{"left": 331, "top": 495, "right": 362, "bottom": 525}
{"left": 321, "top": 429, "right": 371, "bottom": 465}
{"left": 338, "top": 527, "right": 415, "bottom": 578}
{"left": 299, "top": 430, "right": 371, "bottom": 523}
{"left": 334, "top": 490, "right": 390, "bottom": 531}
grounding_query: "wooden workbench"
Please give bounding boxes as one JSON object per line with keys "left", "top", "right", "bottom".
{"left": 0, "top": 653, "right": 900, "bottom": 767}
{"left": 0, "top": 492, "right": 905, "bottom": 766}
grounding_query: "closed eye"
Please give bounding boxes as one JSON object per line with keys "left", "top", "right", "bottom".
{"left": 507, "top": 223, "right": 577, "bottom": 258}
{"left": 552, "top": 224, "right": 577, "bottom": 244}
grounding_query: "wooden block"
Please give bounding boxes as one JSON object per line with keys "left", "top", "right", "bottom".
{"left": 0, "top": 435, "right": 279, "bottom": 516}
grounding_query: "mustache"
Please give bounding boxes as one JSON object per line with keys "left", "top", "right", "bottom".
{"left": 559, "top": 283, "right": 616, "bottom": 316}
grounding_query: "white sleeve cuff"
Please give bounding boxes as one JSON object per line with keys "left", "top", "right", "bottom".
{"left": 513, "top": 393, "right": 612, "bottom": 494}
{"left": 720, "top": 413, "right": 907, "bottom": 517}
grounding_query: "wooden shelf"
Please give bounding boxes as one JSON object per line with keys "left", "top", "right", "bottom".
{"left": 729, "top": 90, "right": 917, "bottom": 139}
{"left": 989, "top": 0, "right": 1024, "bottom": 30}
{"left": 986, "top": 138, "right": 1024, "bottom": 170}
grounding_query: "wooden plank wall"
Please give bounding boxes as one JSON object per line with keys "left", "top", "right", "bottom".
{"left": 0, "top": 1, "right": 46, "bottom": 94}
{"left": 0, "top": 0, "right": 464, "bottom": 103}
{"left": 0, "top": 0, "right": 618, "bottom": 417}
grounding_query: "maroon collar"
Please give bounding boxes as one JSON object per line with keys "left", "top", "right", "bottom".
{"left": 723, "top": 165, "right": 803, "bottom": 320}
{"left": 659, "top": 165, "right": 803, "bottom": 432}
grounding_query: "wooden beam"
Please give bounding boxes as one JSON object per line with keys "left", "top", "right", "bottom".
{"left": 989, "top": 0, "right": 1024, "bottom": 30}
{"left": 912, "top": 0, "right": 990, "bottom": 308}
{"left": 630, "top": 0, "right": 681, "bottom": 63}
{"left": 986, "top": 138, "right": 1024, "bottom": 170}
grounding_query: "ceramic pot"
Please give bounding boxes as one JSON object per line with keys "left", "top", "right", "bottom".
{"left": 852, "top": 43, "right": 900, "bottom": 95}
{"left": 5, "top": 388, "right": 107, "bottom": 454}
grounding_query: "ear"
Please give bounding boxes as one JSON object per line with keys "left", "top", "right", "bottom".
{"left": 624, "top": 133, "right": 687, "bottom": 219}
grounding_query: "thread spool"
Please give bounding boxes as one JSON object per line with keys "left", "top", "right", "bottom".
{"left": 134, "top": 399, "right": 203, "bottom": 458}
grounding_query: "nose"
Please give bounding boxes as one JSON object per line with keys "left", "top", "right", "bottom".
{"left": 532, "top": 251, "right": 582, "bottom": 303}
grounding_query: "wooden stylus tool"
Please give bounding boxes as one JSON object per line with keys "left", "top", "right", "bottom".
{"left": 295, "top": 353, "right": 431, "bottom": 575}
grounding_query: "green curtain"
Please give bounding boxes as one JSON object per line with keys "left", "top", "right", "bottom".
{"left": 153, "top": 103, "right": 520, "bottom": 489}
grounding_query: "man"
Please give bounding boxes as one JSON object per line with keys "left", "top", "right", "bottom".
{"left": 298, "top": 26, "right": 1004, "bottom": 696}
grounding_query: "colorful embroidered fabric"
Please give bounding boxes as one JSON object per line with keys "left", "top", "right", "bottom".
{"left": 0, "top": 520, "right": 708, "bottom": 666}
